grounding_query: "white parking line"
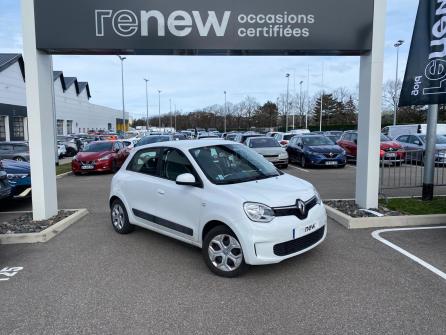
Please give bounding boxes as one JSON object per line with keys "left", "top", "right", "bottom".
{"left": 287, "top": 165, "right": 309, "bottom": 173}
{"left": 372, "top": 226, "right": 446, "bottom": 281}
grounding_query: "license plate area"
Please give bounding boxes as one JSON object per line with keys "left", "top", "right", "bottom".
{"left": 81, "top": 165, "right": 94, "bottom": 170}
{"left": 325, "top": 161, "right": 338, "bottom": 165}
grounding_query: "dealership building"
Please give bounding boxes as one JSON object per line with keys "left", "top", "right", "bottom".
{"left": 0, "top": 53, "right": 128, "bottom": 141}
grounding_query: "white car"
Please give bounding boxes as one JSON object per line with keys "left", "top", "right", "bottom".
{"left": 57, "top": 143, "right": 66, "bottom": 158}
{"left": 109, "top": 140, "right": 327, "bottom": 277}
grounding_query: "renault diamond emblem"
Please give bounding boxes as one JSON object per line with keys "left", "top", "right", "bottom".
{"left": 296, "top": 199, "right": 306, "bottom": 215}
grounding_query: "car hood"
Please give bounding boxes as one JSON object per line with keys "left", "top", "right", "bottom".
{"left": 305, "top": 145, "right": 343, "bottom": 153}
{"left": 2, "top": 159, "right": 30, "bottom": 174}
{"left": 380, "top": 141, "right": 401, "bottom": 150}
{"left": 252, "top": 147, "right": 286, "bottom": 155}
{"left": 220, "top": 173, "right": 315, "bottom": 207}
{"left": 76, "top": 151, "right": 111, "bottom": 161}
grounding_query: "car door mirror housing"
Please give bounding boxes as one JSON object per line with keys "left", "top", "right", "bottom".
{"left": 176, "top": 173, "right": 196, "bottom": 186}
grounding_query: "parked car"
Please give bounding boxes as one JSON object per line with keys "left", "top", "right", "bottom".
{"left": 337, "top": 131, "right": 405, "bottom": 164}
{"left": 57, "top": 143, "right": 67, "bottom": 158}
{"left": 134, "top": 135, "right": 174, "bottom": 147}
{"left": 382, "top": 124, "right": 446, "bottom": 139}
{"left": 245, "top": 136, "right": 288, "bottom": 168}
{"left": 265, "top": 131, "right": 280, "bottom": 137}
{"left": 197, "top": 132, "right": 220, "bottom": 139}
{"left": 109, "top": 140, "right": 326, "bottom": 277}
{"left": 2, "top": 159, "right": 31, "bottom": 197}
{"left": 173, "top": 133, "right": 187, "bottom": 141}
{"left": 395, "top": 134, "right": 446, "bottom": 164}
{"left": 57, "top": 136, "right": 79, "bottom": 157}
{"left": 273, "top": 132, "right": 295, "bottom": 147}
{"left": 234, "top": 132, "right": 263, "bottom": 144}
{"left": 0, "top": 160, "right": 12, "bottom": 200}
{"left": 290, "top": 129, "right": 311, "bottom": 135}
{"left": 287, "top": 135, "right": 346, "bottom": 168}
{"left": 0, "top": 142, "right": 30, "bottom": 162}
{"left": 72, "top": 141, "right": 128, "bottom": 174}
{"left": 225, "top": 133, "right": 239, "bottom": 141}
{"left": 324, "top": 131, "right": 344, "bottom": 141}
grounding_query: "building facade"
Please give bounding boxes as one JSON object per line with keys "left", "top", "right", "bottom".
{"left": 0, "top": 54, "right": 128, "bottom": 141}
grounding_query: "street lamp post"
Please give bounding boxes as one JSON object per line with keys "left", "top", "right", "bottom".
{"left": 224, "top": 91, "right": 227, "bottom": 133}
{"left": 144, "top": 78, "right": 149, "bottom": 131}
{"left": 320, "top": 63, "right": 324, "bottom": 132}
{"left": 393, "top": 40, "right": 404, "bottom": 126}
{"left": 158, "top": 90, "right": 161, "bottom": 129}
{"left": 285, "top": 73, "right": 290, "bottom": 131}
{"left": 299, "top": 80, "right": 303, "bottom": 128}
{"left": 117, "top": 55, "right": 126, "bottom": 132}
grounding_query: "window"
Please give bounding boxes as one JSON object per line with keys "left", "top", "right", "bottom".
{"left": 66, "top": 120, "right": 73, "bottom": 135}
{"left": 127, "top": 148, "right": 161, "bottom": 176}
{"left": 0, "top": 144, "right": 13, "bottom": 152}
{"left": 162, "top": 149, "right": 194, "bottom": 181}
{"left": 397, "top": 135, "right": 409, "bottom": 143}
{"left": 57, "top": 119, "right": 64, "bottom": 135}
{"left": 0, "top": 116, "right": 6, "bottom": 141}
{"left": 12, "top": 117, "right": 24, "bottom": 140}
{"left": 409, "top": 135, "right": 422, "bottom": 145}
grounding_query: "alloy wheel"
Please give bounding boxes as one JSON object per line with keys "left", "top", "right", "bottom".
{"left": 208, "top": 234, "right": 243, "bottom": 272}
{"left": 112, "top": 203, "right": 125, "bottom": 230}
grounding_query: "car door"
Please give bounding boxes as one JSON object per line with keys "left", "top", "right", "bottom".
{"left": 408, "top": 135, "right": 424, "bottom": 162}
{"left": 286, "top": 137, "right": 298, "bottom": 161}
{"left": 155, "top": 147, "right": 204, "bottom": 242}
{"left": 121, "top": 147, "right": 167, "bottom": 230}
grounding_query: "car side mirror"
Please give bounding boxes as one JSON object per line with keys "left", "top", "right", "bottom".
{"left": 176, "top": 173, "right": 196, "bottom": 186}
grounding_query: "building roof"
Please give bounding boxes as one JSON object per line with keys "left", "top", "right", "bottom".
{"left": 0, "top": 53, "right": 91, "bottom": 99}
{"left": 0, "top": 53, "right": 25, "bottom": 80}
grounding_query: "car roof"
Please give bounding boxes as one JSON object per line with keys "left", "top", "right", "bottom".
{"left": 134, "top": 139, "right": 237, "bottom": 151}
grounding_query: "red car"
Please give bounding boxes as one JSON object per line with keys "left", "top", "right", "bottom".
{"left": 337, "top": 131, "right": 405, "bottom": 164}
{"left": 72, "top": 141, "right": 129, "bottom": 175}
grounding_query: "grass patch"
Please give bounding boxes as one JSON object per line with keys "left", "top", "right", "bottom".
{"left": 56, "top": 163, "right": 72, "bottom": 176}
{"left": 380, "top": 197, "right": 446, "bottom": 215}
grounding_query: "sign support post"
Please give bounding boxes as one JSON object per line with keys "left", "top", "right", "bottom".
{"left": 21, "top": 0, "right": 58, "bottom": 220}
{"left": 355, "top": 0, "right": 387, "bottom": 209}
{"left": 422, "top": 104, "right": 438, "bottom": 200}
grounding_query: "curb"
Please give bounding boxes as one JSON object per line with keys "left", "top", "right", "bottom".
{"left": 325, "top": 205, "right": 446, "bottom": 229}
{"left": 56, "top": 171, "right": 73, "bottom": 179}
{"left": 0, "top": 208, "right": 88, "bottom": 244}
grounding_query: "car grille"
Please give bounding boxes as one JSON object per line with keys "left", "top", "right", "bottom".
{"left": 322, "top": 153, "right": 339, "bottom": 158}
{"left": 273, "top": 226, "right": 325, "bottom": 256}
{"left": 273, "top": 196, "right": 318, "bottom": 220}
{"left": 384, "top": 147, "right": 397, "bottom": 152}
{"left": 263, "top": 155, "right": 279, "bottom": 158}
{"left": 80, "top": 161, "right": 94, "bottom": 165}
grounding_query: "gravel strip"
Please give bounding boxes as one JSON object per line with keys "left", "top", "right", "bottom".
{"left": 325, "top": 200, "right": 402, "bottom": 218}
{"left": 0, "top": 210, "right": 75, "bottom": 234}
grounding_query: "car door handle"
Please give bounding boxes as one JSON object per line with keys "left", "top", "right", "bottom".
{"left": 157, "top": 189, "right": 165, "bottom": 195}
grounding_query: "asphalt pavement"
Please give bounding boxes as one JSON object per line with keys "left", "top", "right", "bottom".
{"left": 1, "top": 169, "right": 445, "bottom": 334}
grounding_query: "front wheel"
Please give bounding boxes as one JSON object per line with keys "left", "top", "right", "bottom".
{"left": 301, "top": 156, "right": 307, "bottom": 168}
{"left": 202, "top": 226, "right": 247, "bottom": 277}
{"left": 13, "top": 156, "right": 26, "bottom": 162}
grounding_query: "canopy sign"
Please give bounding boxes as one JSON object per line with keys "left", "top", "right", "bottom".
{"left": 400, "top": 0, "right": 446, "bottom": 106}
{"left": 34, "top": 0, "right": 373, "bottom": 55}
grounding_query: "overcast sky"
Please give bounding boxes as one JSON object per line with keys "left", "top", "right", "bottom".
{"left": 0, "top": 0, "right": 418, "bottom": 119}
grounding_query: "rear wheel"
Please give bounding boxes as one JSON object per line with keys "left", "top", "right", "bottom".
{"left": 203, "top": 226, "right": 247, "bottom": 277}
{"left": 13, "top": 156, "right": 26, "bottom": 162}
{"left": 110, "top": 199, "right": 134, "bottom": 234}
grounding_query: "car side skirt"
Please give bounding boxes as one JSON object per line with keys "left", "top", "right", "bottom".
{"left": 132, "top": 208, "right": 193, "bottom": 236}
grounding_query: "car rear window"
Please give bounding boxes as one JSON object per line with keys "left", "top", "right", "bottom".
{"left": 249, "top": 138, "right": 280, "bottom": 148}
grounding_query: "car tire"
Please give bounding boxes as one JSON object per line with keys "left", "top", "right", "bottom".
{"left": 110, "top": 199, "right": 134, "bottom": 234}
{"left": 301, "top": 156, "right": 307, "bottom": 168}
{"left": 73, "top": 171, "right": 81, "bottom": 176}
{"left": 202, "top": 225, "right": 247, "bottom": 278}
{"left": 13, "top": 156, "right": 26, "bottom": 162}
{"left": 111, "top": 160, "right": 118, "bottom": 173}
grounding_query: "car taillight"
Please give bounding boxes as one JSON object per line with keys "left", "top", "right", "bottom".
{"left": 280, "top": 140, "right": 288, "bottom": 145}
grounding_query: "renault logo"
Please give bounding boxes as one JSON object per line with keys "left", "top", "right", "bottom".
{"left": 296, "top": 199, "right": 306, "bottom": 215}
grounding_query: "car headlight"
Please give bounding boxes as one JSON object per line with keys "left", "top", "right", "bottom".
{"left": 313, "top": 186, "right": 322, "bottom": 205}
{"left": 7, "top": 174, "right": 28, "bottom": 180}
{"left": 98, "top": 154, "right": 111, "bottom": 161}
{"left": 243, "top": 202, "right": 275, "bottom": 223}
{"left": 72, "top": 155, "right": 78, "bottom": 161}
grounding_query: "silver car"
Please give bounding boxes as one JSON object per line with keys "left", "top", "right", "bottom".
{"left": 245, "top": 136, "right": 288, "bottom": 168}
{"left": 395, "top": 134, "right": 446, "bottom": 164}
{"left": 0, "top": 142, "right": 30, "bottom": 162}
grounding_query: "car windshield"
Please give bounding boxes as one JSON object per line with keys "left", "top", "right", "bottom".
{"left": 419, "top": 135, "right": 446, "bottom": 144}
{"left": 190, "top": 144, "right": 280, "bottom": 185}
{"left": 325, "top": 136, "right": 338, "bottom": 144}
{"left": 249, "top": 138, "right": 280, "bottom": 148}
{"left": 302, "top": 136, "right": 333, "bottom": 146}
{"left": 283, "top": 134, "right": 294, "bottom": 140}
{"left": 137, "top": 136, "right": 170, "bottom": 146}
{"left": 82, "top": 142, "right": 113, "bottom": 152}
{"left": 380, "top": 134, "right": 391, "bottom": 141}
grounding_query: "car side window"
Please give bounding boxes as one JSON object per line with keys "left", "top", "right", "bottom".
{"left": 162, "top": 149, "right": 195, "bottom": 181}
{"left": 409, "top": 135, "right": 421, "bottom": 145}
{"left": 350, "top": 133, "right": 357, "bottom": 143}
{"left": 127, "top": 148, "right": 161, "bottom": 176}
{"left": 0, "top": 144, "right": 13, "bottom": 151}
{"left": 398, "top": 135, "right": 409, "bottom": 143}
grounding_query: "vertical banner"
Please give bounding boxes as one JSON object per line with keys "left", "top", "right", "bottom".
{"left": 399, "top": 0, "right": 446, "bottom": 106}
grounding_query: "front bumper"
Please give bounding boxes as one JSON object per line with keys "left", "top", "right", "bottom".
{"left": 72, "top": 160, "right": 113, "bottom": 173}
{"left": 305, "top": 153, "right": 346, "bottom": 167}
{"left": 242, "top": 203, "right": 327, "bottom": 265}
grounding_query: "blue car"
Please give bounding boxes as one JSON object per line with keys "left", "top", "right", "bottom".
{"left": 287, "top": 135, "right": 347, "bottom": 168}
{"left": 2, "top": 159, "right": 31, "bottom": 196}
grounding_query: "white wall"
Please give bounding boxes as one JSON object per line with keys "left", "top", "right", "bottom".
{"left": 0, "top": 62, "right": 127, "bottom": 136}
